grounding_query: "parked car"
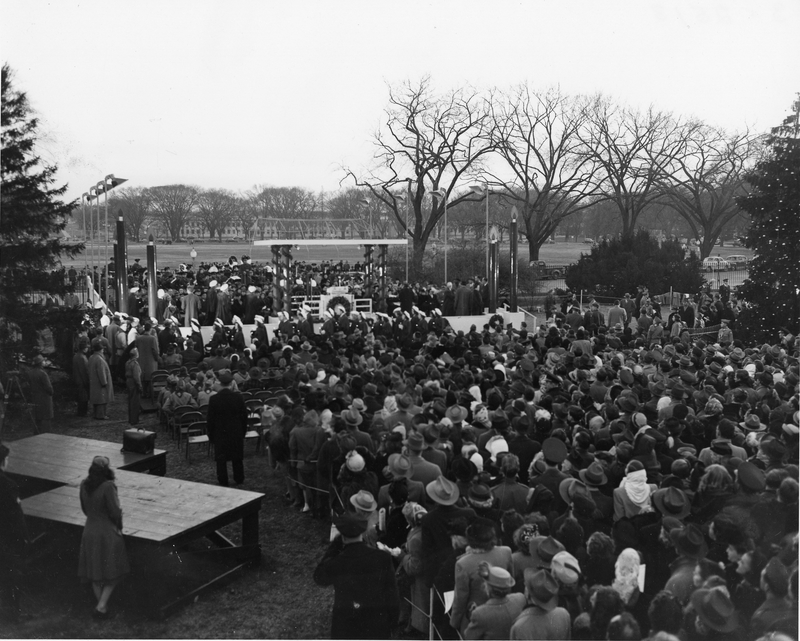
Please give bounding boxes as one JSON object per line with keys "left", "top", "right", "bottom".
{"left": 702, "top": 256, "right": 731, "bottom": 272}
{"left": 582, "top": 238, "right": 594, "bottom": 244}
{"left": 725, "top": 255, "right": 750, "bottom": 268}
{"left": 529, "top": 261, "right": 566, "bottom": 279}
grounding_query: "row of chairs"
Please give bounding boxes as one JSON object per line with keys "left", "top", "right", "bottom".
{"left": 164, "top": 399, "right": 266, "bottom": 460}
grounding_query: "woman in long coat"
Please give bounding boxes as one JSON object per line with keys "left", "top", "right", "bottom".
{"left": 73, "top": 340, "right": 90, "bottom": 417}
{"left": 26, "top": 355, "right": 53, "bottom": 433}
{"left": 134, "top": 324, "right": 160, "bottom": 398}
{"left": 78, "top": 456, "right": 129, "bottom": 618}
{"left": 124, "top": 348, "right": 143, "bottom": 425}
{"left": 88, "top": 340, "right": 114, "bottom": 419}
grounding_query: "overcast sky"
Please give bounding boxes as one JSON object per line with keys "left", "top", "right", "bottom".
{"left": 3, "top": 0, "right": 798, "bottom": 205}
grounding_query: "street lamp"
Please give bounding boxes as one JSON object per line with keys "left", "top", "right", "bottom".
{"left": 358, "top": 197, "right": 371, "bottom": 238}
{"left": 430, "top": 188, "right": 448, "bottom": 283}
{"left": 395, "top": 190, "right": 410, "bottom": 281}
{"left": 470, "top": 183, "right": 490, "bottom": 280}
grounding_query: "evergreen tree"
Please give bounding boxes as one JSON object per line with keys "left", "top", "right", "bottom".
{"left": 736, "top": 98, "right": 800, "bottom": 341}
{"left": 1, "top": 63, "right": 81, "bottom": 367}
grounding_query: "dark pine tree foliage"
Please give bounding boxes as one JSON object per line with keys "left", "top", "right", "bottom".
{"left": 1, "top": 63, "right": 81, "bottom": 368}
{"left": 736, "top": 98, "right": 800, "bottom": 341}
{"left": 564, "top": 229, "right": 704, "bottom": 299}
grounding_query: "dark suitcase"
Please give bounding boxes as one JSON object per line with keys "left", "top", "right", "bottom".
{"left": 123, "top": 428, "right": 156, "bottom": 455}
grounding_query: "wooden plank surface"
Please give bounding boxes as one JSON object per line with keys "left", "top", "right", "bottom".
{"left": 5, "top": 434, "right": 166, "bottom": 485}
{"left": 22, "top": 468, "right": 263, "bottom": 544}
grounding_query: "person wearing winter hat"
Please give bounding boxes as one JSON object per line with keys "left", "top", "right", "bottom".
{"left": 510, "top": 569, "right": 571, "bottom": 640}
{"left": 450, "top": 518, "right": 514, "bottom": 636}
{"left": 462, "top": 563, "right": 526, "bottom": 641}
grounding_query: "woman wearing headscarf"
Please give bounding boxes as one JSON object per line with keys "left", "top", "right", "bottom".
{"left": 611, "top": 547, "right": 650, "bottom": 633}
{"left": 124, "top": 347, "right": 143, "bottom": 426}
{"left": 612, "top": 460, "right": 658, "bottom": 521}
{"left": 77, "top": 456, "right": 130, "bottom": 619}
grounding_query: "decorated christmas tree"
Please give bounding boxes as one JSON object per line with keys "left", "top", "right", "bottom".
{"left": 1, "top": 64, "right": 81, "bottom": 368}
{"left": 736, "top": 97, "right": 800, "bottom": 341}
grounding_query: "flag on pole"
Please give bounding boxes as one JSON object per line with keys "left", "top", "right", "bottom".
{"left": 86, "top": 275, "right": 107, "bottom": 312}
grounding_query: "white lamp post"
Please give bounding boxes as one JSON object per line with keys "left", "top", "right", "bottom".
{"left": 190, "top": 244, "right": 197, "bottom": 269}
{"left": 430, "top": 189, "right": 448, "bottom": 283}
{"left": 470, "top": 183, "right": 490, "bottom": 279}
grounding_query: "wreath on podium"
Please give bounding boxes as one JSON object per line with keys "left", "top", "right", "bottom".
{"left": 326, "top": 295, "right": 352, "bottom": 315}
{"left": 489, "top": 313, "right": 505, "bottom": 330}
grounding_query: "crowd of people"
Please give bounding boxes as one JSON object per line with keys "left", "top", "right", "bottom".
{"left": 3, "top": 257, "right": 799, "bottom": 640}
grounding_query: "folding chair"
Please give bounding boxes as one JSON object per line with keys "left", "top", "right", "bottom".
{"left": 245, "top": 399, "right": 264, "bottom": 417}
{"left": 254, "top": 390, "right": 273, "bottom": 402}
{"left": 150, "top": 370, "right": 168, "bottom": 399}
{"left": 245, "top": 415, "right": 263, "bottom": 455}
{"left": 240, "top": 391, "right": 253, "bottom": 402}
{"left": 174, "top": 409, "right": 203, "bottom": 445}
{"left": 185, "top": 421, "right": 211, "bottom": 460}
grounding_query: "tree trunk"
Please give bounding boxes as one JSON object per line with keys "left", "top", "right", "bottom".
{"left": 411, "top": 240, "right": 425, "bottom": 281}
{"left": 528, "top": 243, "right": 540, "bottom": 262}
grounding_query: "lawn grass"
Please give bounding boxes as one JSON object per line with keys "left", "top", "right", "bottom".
{"left": 1, "top": 386, "right": 337, "bottom": 639}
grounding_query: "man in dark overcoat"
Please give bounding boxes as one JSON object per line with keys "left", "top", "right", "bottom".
{"left": 313, "top": 513, "right": 399, "bottom": 639}
{"left": 207, "top": 370, "right": 248, "bottom": 486}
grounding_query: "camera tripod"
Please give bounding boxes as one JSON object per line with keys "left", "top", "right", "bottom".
{"left": 1, "top": 371, "right": 37, "bottom": 438}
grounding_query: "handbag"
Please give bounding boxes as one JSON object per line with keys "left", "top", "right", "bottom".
{"left": 122, "top": 427, "right": 156, "bottom": 454}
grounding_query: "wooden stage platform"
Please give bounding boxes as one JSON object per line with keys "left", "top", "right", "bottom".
{"left": 5, "top": 433, "right": 167, "bottom": 486}
{"left": 8, "top": 434, "right": 264, "bottom": 618}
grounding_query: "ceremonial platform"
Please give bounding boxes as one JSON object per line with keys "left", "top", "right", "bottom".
{"left": 8, "top": 434, "right": 264, "bottom": 618}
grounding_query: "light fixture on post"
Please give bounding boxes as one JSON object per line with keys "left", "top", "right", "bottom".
{"left": 489, "top": 225, "right": 499, "bottom": 312}
{"left": 430, "top": 189, "right": 448, "bottom": 283}
{"left": 358, "top": 197, "right": 371, "bottom": 239}
{"left": 190, "top": 244, "right": 197, "bottom": 269}
{"left": 470, "top": 183, "right": 490, "bottom": 280}
{"left": 394, "top": 190, "right": 410, "bottom": 281}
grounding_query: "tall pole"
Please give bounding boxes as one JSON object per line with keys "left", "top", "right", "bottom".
{"left": 116, "top": 214, "right": 128, "bottom": 314}
{"left": 489, "top": 234, "right": 498, "bottom": 312}
{"left": 444, "top": 197, "right": 448, "bottom": 283}
{"left": 147, "top": 235, "right": 157, "bottom": 321}
{"left": 81, "top": 193, "right": 88, "bottom": 268}
{"left": 405, "top": 196, "right": 409, "bottom": 281}
{"left": 510, "top": 207, "right": 519, "bottom": 313}
{"left": 100, "top": 181, "right": 109, "bottom": 303}
{"left": 485, "top": 188, "right": 490, "bottom": 280}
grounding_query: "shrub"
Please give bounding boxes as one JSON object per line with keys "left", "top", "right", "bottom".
{"left": 564, "top": 230, "right": 704, "bottom": 298}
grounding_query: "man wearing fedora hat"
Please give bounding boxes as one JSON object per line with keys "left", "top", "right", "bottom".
{"left": 579, "top": 460, "right": 614, "bottom": 522}
{"left": 450, "top": 518, "right": 513, "bottom": 636}
{"left": 462, "top": 564, "right": 526, "bottom": 640}
{"left": 419, "top": 476, "right": 476, "bottom": 587}
{"left": 689, "top": 586, "right": 745, "bottom": 640}
{"left": 377, "top": 453, "right": 426, "bottom": 509}
{"left": 404, "top": 432, "right": 441, "bottom": 487}
{"left": 509, "top": 568, "right": 571, "bottom": 640}
{"left": 665, "top": 523, "right": 708, "bottom": 605}
{"left": 314, "top": 513, "right": 399, "bottom": 639}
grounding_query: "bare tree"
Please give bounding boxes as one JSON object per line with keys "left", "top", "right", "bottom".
{"left": 579, "top": 97, "right": 695, "bottom": 237}
{"left": 344, "top": 77, "right": 497, "bottom": 277}
{"left": 488, "top": 86, "right": 604, "bottom": 260}
{"left": 197, "top": 188, "right": 237, "bottom": 241}
{"left": 144, "top": 184, "right": 199, "bottom": 241}
{"left": 658, "top": 126, "right": 757, "bottom": 258}
{"left": 109, "top": 186, "right": 151, "bottom": 242}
